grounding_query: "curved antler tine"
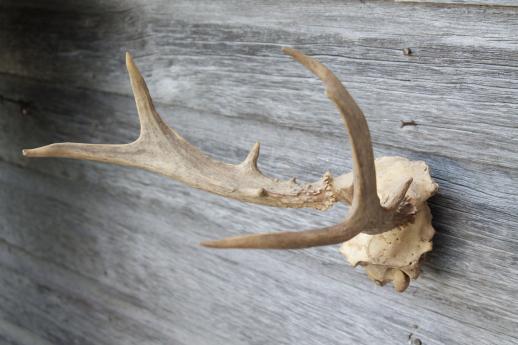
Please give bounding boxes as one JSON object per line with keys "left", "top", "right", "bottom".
{"left": 201, "top": 48, "right": 387, "bottom": 249}
{"left": 126, "top": 53, "right": 171, "bottom": 140}
{"left": 282, "top": 48, "right": 379, "bottom": 210}
{"left": 202, "top": 222, "right": 362, "bottom": 249}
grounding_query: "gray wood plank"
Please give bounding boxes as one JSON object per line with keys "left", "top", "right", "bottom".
{"left": 397, "top": 0, "right": 518, "bottom": 7}
{"left": 0, "top": 1, "right": 518, "bottom": 344}
{"left": 1, "top": 160, "right": 517, "bottom": 345}
{"left": 1, "top": 0, "right": 518, "bottom": 170}
{"left": 0, "top": 317, "right": 57, "bottom": 345}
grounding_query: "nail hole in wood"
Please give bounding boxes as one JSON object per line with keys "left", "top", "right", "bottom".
{"left": 400, "top": 120, "right": 417, "bottom": 128}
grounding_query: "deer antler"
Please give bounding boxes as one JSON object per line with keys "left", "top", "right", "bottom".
{"left": 23, "top": 48, "right": 415, "bottom": 250}
{"left": 23, "top": 48, "right": 438, "bottom": 291}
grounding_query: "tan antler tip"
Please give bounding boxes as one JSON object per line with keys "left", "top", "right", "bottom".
{"left": 386, "top": 177, "right": 413, "bottom": 209}
{"left": 282, "top": 47, "right": 325, "bottom": 81}
{"left": 200, "top": 240, "right": 226, "bottom": 248}
{"left": 125, "top": 52, "right": 143, "bottom": 82}
{"left": 125, "top": 52, "right": 133, "bottom": 65}
{"left": 242, "top": 142, "right": 260, "bottom": 168}
{"left": 281, "top": 47, "right": 296, "bottom": 55}
{"left": 22, "top": 145, "right": 56, "bottom": 158}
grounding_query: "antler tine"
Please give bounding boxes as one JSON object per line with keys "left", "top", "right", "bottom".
{"left": 282, "top": 48, "right": 380, "bottom": 214}
{"left": 202, "top": 48, "right": 414, "bottom": 249}
{"left": 126, "top": 53, "right": 172, "bottom": 140}
{"left": 23, "top": 52, "right": 355, "bottom": 210}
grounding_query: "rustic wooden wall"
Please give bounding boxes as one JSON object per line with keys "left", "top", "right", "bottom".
{"left": 1, "top": 0, "right": 517, "bottom": 344}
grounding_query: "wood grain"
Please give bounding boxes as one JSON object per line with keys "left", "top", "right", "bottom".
{"left": 0, "top": 0, "right": 517, "bottom": 344}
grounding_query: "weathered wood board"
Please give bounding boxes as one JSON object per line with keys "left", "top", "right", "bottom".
{"left": 0, "top": 0, "right": 517, "bottom": 344}
{"left": 397, "top": 0, "right": 518, "bottom": 7}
